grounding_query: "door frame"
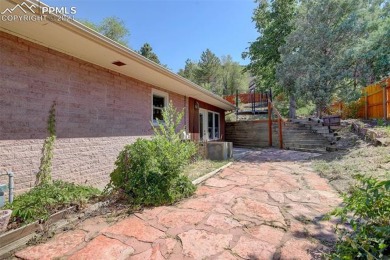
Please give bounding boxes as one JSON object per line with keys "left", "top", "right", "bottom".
{"left": 199, "top": 108, "right": 207, "bottom": 141}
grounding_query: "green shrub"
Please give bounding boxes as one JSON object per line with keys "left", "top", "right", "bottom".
{"left": 328, "top": 176, "right": 390, "bottom": 259}
{"left": 108, "top": 102, "right": 196, "bottom": 206}
{"left": 3, "top": 181, "right": 100, "bottom": 225}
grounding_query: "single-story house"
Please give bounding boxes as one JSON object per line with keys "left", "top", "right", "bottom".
{"left": 0, "top": 0, "right": 235, "bottom": 193}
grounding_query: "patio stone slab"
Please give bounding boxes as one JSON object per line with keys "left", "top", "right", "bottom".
{"left": 232, "top": 236, "right": 276, "bottom": 260}
{"left": 102, "top": 217, "right": 165, "bottom": 242}
{"left": 69, "top": 235, "right": 134, "bottom": 260}
{"left": 157, "top": 210, "right": 206, "bottom": 228}
{"left": 205, "top": 213, "right": 242, "bottom": 230}
{"left": 232, "top": 197, "right": 286, "bottom": 226}
{"left": 15, "top": 230, "right": 86, "bottom": 260}
{"left": 178, "top": 229, "right": 233, "bottom": 259}
{"left": 247, "top": 225, "right": 285, "bottom": 245}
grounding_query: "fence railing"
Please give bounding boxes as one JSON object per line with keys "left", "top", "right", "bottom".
{"left": 224, "top": 93, "right": 269, "bottom": 105}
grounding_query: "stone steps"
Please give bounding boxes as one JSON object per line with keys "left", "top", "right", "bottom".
{"left": 279, "top": 118, "right": 334, "bottom": 152}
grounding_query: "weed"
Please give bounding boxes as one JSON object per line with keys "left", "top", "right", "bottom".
{"left": 327, "top": 176, "right": 390, "bottom": 259}
{"left": 3, "top": 181, "right": 100, "bottom": 225}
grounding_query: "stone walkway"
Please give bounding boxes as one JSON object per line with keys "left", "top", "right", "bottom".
{"left": 15, "top": 149, "right": 342, "bottom": 260}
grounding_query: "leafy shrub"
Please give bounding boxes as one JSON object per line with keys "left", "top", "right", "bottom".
{"left": 108, "top": 102, "right": 196, "bottom": 206}
{"left": 328, "top": 176, "right": 390, "bottom": 259}
{"left": 3, "top": 181, "right": 100, "bottom": 225}
{"left": 343, "top": 99, "right": 364, "bottom": 119}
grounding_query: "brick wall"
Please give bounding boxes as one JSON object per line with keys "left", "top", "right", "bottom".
{"left": 0, "top": 31, "right": 187, "bottom": 194}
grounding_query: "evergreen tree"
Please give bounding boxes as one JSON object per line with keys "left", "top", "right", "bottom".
{"left": 277, "top": 0, "right": 378, "bottom": 116}
{"left": 139, "top": 43, "right": 161, "bottom": 64}
{"left": 80, "top": 16, "right": 130, "bottom": 47}
{"left": 196, "top": 49, "right": 223, "bottom": 94}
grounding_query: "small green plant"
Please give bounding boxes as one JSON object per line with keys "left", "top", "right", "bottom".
{"left": 3, "top": 181, "right": 100, "bottom": 225}
{"left": 107, "top": 102, "right": 196, "bottom": 206}
{"left": 377, "top": 118, "right": 385, "bottom": 127}
{"left": 36, "top": 101, "right": 57, "bottom": 186}
{"left": 327, "top": 175, "right": 390, "bottom": 259}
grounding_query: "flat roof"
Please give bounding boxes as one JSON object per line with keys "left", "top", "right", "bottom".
{"left": 0, "top": 0, "right": 236, "bottom": 111}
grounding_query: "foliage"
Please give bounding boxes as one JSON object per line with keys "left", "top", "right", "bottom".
{"left": 108, "top": 102, "right": 196, "bottom": 206}
{"left": 196, "top": 49, "right": 222, "bottom": 93}
{"left": 243, "top": 0, "right": 297, "bottom": 92}
{"left": 328, "top": 176, "right": 390, "bottom": 259}
{"left": 3, "top": 181, "right": 100, "bottom": 225}
{"left": 178, "top": 59, "right": 199, "bottom": 83}
{"left": 36, "top": 101, "right": 56, "bottom": 186}
{"left": 221, "top": 55, "right": 248, "bottom": 95}
{"left": 80, "top": 16, "right": 130, "bottom": 47}
{"left": 277, "top": 0, "right": 389, "bottom": 116}
{"left": 138, "top": 43, "right": 161, "bottom": 64}
{"left": 178, "top": 52, "right": 249, "bottom": 96}
{"left": 343, "top": 99, "right": 365, "bottom": 119}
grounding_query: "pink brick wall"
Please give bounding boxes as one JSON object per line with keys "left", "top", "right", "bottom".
{"left": 0, "top": 31, "right": 188, "bottom": 194}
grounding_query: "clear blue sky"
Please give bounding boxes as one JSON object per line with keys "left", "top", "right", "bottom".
{"left": 44, "top": 0, "right": 258, "bottom": 72}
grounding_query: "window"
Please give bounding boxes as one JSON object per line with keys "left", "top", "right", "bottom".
{"left": 152, "top": 90, "right": 168, "bottom": 124}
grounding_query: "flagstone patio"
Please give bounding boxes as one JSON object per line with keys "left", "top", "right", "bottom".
{"left": 15, "top": 148, "right": 342, "bottom": 260}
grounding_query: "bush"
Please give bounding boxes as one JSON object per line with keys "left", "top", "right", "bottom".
{"left": 3, "top": 181, "right": 100, "bottom": 225}
{"left": 108, "top": 102, "right": 196, "bottom": 206}
{"left": 328, "top": 176, "right": 390, "bottom": 259}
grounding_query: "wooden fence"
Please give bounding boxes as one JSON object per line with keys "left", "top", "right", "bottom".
{"left": 225, "top": 120, "right": 281, "bottom": 148}
{"left": 327, "top": 77, "right": 390, "bottom": 119}
{"left": 224, "top": 93, "right": 269, "bottom": 105}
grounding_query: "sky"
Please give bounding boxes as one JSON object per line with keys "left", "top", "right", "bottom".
{"left": 43, "top": 0, "right": 258, "bottom": 72}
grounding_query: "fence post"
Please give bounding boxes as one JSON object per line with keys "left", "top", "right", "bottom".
{"left": 278, "top": 118, "right": 283, "bottom": 149}
{"left": 268, "top": 102, "right": 272, "bottom": 147}
{"left": 365, "top": 91, "right": 368, "bottom": 120}
{"left": 383, "top": 87, "right": 387, "bottom": 120}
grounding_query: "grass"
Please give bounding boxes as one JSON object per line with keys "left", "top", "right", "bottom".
{"left": 375, "top": 126, "right": 390, "bottom": 137}
{"left": 312, "top": 127, "right": 390, "bottom": 192}
{"left": 183, "top": 160, "right": 230, "bottom": 181}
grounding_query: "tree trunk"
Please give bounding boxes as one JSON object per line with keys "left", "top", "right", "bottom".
{"left": 288, "top": 94, "right": 297, "bottom": 119}
{"left": 316, "top": 105, "right": 322, "bottom": 118}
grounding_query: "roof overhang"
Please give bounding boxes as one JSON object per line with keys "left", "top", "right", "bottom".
{"left": 0, "top": 0, "right": 235, "bottom": 111}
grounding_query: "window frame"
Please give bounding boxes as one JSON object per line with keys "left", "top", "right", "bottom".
{"left": 151, "top": 89, "right": 169, "bottom": 125}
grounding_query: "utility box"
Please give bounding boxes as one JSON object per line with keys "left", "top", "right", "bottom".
{"left": 0, "top": 184, "right": 8, "bottom": 207}
{"left": 206, "top": 142, "right": 233, "bottom": 161}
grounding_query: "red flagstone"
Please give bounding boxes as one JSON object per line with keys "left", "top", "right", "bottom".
{"left": 69, "top": 235, "right": 134, "bottom": 260}
{"left": 178, "top": 229, "right": 233, "bottom": 259}
{"left": 102, "top": 217, "right": 165, "bottom": 242}
{"left": 15, "top": 230, "right": 86, "bottom": 260}
{"left": 232, "top": 236, "right": 276, "bottom": 260}
{"left": 157, "top": 210, "right": 206, "bottom": 228}
{"left": 247, "top": 225, "right": 285, "bottom": 245}
{"left": 205, "top": 213, "right": 241, "bottom": 230}
{"left": 279, "top": 238, "right": 317, "bottom": 260}
{"left": 130, "top": 244, "right": 164, "bottom": 260}
{"left": 204, "top": 177, "right": 236, "bottom": 187}
{"left": 232, "top": 197, "right": 286, "bottom": 226}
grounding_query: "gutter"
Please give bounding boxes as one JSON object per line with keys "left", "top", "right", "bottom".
{"left": 20, "top": 0, "right": 236, "bottom": 111}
